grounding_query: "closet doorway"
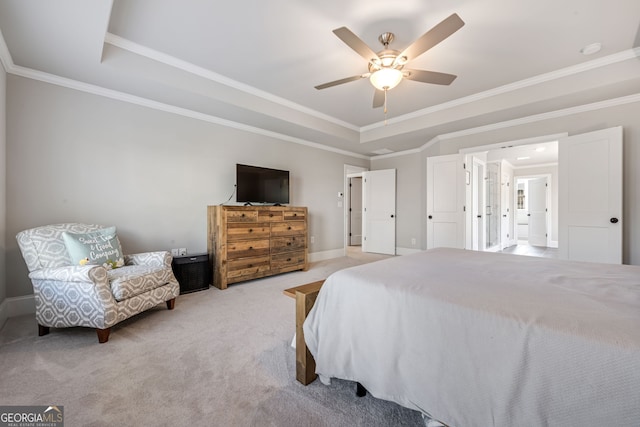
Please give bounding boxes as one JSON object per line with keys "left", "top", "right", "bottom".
{"left": 348, "top": 176, "right": 363, "bottom": 246}
{"left": 515, "top": 175, "right": 551, "bottom": 247}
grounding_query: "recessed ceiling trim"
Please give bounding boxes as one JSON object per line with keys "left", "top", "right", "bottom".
{"left": 104, "top": 32, "right": 360, "bottom": 132}
{"left": 440, "top": 92, "right": 640, "bottom": 141}
{"left": 362, "top": 47, "right": 640, "bottom": 132}
{"left": 370, "top": 148, "right": 421, "bottom": 160}
{"left": 457, "top": 134, "right": 566, "bottom": 154}
{"left": 371, "top": 91, "right": 640, "bottom": 159}
{"left": 0, "top": 28, "right": 14, "bottom": 72}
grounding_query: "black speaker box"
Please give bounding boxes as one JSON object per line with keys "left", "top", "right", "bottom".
{"left": 171, "top": 254, "right": 210, "bottom": 294}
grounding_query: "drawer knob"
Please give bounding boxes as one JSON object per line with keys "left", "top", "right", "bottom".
{"left": 287, "top": 226, "right": 292, "bottom": 230}
{"left": 249, "top": 246, "right": 253, "bottom": 250}
{"left": 293, "top": 213, "right": 297, "bottom": 217}
{"left": 269, "top": 213, "right": 273, "bottom": 217}
{"left": 287, "top": 258, "right": 291, "bottom": 262}
{"left": 286, "top": 242, "right": 291, "bottom": 246}
{"left": 241, "top": 213, "right": 245, "bottom": 217}
{"left": 249, "top": 229, "right": 253, "bottom": 233}
{"left": 248, "top": 264, "right": 253, "bottom": 268}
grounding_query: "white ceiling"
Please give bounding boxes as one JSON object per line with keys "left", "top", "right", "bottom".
{"left": 0, "top": 0, "right": 639, "bottom": 157}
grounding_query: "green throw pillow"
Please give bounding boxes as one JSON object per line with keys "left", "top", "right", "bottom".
{"left": 62, "top": 226, "right": 125, "bottom": 269}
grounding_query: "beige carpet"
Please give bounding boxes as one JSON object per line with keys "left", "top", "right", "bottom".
{"left": 0, "top": 251, "right": 423, "bottom": 427}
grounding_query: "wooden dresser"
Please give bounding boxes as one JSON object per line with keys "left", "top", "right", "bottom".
{"left": 207, "top": 205, "right": 308, "bottom": 289}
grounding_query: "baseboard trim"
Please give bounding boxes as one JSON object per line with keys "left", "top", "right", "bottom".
{"left": 0, "top": 299, "right": 7, "bottom": 330}
{"left": 396, "top": 247, "right": 423, "bottom": 256}
{"left": 6, "top": 294, "right": 35, "bottom": 318}
{"left": 308, "top": 249, "right": 345, "bottom": 263}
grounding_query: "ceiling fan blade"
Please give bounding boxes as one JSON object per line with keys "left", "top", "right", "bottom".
{"left": 404, "top": 69, "right": 457, "bottom": 85}
{"left": 333, "top": 27, "right": 380, "bottom": 64}
{"left": 372, "top": 89, "right": 385, "bottom": 108}
{"left": 315, "top": 74, "right": 368, "bottom": 90}
{"left": 399, "top": 13, "right": 465, "bottom": 62}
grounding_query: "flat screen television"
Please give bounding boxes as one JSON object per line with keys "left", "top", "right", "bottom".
{"left": 236, "top": 164, "right": 290, "bottom": 205}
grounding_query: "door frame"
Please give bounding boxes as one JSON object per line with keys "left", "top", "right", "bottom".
{"left": 458, "top": 134, "right": 564, "bottom": 253}
{"left": 347, "top": 176, "right": 363, "bottom": 246}
{"left": 344, "top": 164, "right": 368, "bottom": 255}
{"left": 471, "top": 156, "right": 486, "bottom": 251}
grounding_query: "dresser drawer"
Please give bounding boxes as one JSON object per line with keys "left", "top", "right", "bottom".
{"left": 271, "top": 236, "right": 306, "bottom": 254}
{"left": 226, "top": 210, "right": 258, "bottom": 222}
{"left": 271, "top": 221, "right": 306, "bottom": 236}
{"left": 258, "top": 210, "right": 284, "bottom": 222}
{"left": 227, "top": 223, "right": 270, "bottom": 241}
{"left": 227, "top": 255, "right": 270, "bottom": 278}
{"left": 283, "top": 210, "right": 306, "bottom": 221}
{"left": 227, "top": 239, "right": 270, "bottom": 259}
{"left": 270, "top": 251, "right": 306, "bottom": 270}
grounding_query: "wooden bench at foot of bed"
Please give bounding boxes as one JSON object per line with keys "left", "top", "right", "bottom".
{"left": 283, "top": 280, "right": 324, "bottom": 385}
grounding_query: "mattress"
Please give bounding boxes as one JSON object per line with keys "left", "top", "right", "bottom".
{"left": 303, "top": 248, "right": 640, "bottom": 426}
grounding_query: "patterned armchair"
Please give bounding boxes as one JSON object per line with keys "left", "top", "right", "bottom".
{"left": 16, "top": 223, "right": 180, "bottom": 343}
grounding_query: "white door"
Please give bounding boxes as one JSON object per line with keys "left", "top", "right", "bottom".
{"left": 349, "top": 177, "right": 363, "bottom": 245}
{"left": 471, "top": 158, "right": 485, "bottom": 251}
{"left": 528, "top": 177, "right": 548, "bottom": 246}
{"left": 559, "top": 127, "right": 623, "bottom": 263}
{"left": 427, "top": 154, "right": 465, "bottom": 249}
{"left": 362, "top": 169, "right": 396, "bottom": 255}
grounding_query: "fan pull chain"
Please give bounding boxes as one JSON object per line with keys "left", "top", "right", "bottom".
{"left": 384, "top": 88, "right": 388, "bottom": 125}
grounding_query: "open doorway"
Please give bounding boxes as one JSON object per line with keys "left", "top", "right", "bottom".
{"left": 344, "top": 164, "right": 367, "bottom": 256}
{"left": 348, "top": 176, "right": 363, "bottom": 246}
{"left": 461, "top": 139, "right": 559, "bottom": 258}
{"left": 344, "top": 165, "right": 397, "bottom": 256}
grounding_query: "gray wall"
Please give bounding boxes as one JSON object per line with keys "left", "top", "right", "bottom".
{"left": 5, "top": 75, "right": 367, "bottom": 298}
{"left": 0, "top": 63, "right": 6, "bottom": 306}
{"left": 4, "top": 70, "right": 640, "bottom": 305}
{"left": 387, "top": 101, "right": 640, "bottom": 265}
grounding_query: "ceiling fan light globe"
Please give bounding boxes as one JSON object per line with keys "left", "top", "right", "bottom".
{"left": 370, "top": 68, "right": 403, "bottom": 91}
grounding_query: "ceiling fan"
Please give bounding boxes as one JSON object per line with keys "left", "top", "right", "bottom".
{"left": 315, "top": 13, "right": 465, "bottom": 112}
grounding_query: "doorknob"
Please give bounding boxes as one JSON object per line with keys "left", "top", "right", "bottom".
{"left": 428, "top": 215, "right": 433, "bottom": 219}
{"left": 390, "top": 214, "right": 395, "bottom": 218}
{"left": 610, "top": 217, "right": 619, "bottom": 224}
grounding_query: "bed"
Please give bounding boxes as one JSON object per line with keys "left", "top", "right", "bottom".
{"left": 303, "top": 248, "right": 640, "bottom": 427}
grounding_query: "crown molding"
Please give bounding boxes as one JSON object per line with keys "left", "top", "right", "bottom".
{"left": 362, "top": 47, "right": 640, "bottom": 133}
{"left": 4, "top": 24, "right": 640, "bottom": 163}
{"left": 457, "top": 133, "right": 567, "bottom": 153}
{"left": 9, "top": 64, "right": 369, "bottom": 160}
{"left": 0, "top": 27, "right": 14, "bottom": 73}
{"left": 104, "top": 33, "right": 359, "bottom": 132}
{"left": 374, "top": 92, "right": 640, "bottom": 160}
{"left": 439, "top": 92, "right": 640, "bottom": 141}
{"left": 370, "top": 148, "right": 421, "bottom": 160}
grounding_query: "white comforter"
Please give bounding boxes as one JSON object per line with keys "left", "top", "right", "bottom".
{"left": 303, "top": 248, "right": 640, "bottom": 427}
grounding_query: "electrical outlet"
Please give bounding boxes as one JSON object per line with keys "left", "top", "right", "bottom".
{"left": 171, "top": 249, "right": 180, "bottom": 256}
{"left": 411, "top": 238, "right": 416, "bottom": 246}
{"left": 179, "top": 248, "right": 187, "bottom": 256}
{"left": 310, "top": 236, "right": 315, "bottom": 244}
